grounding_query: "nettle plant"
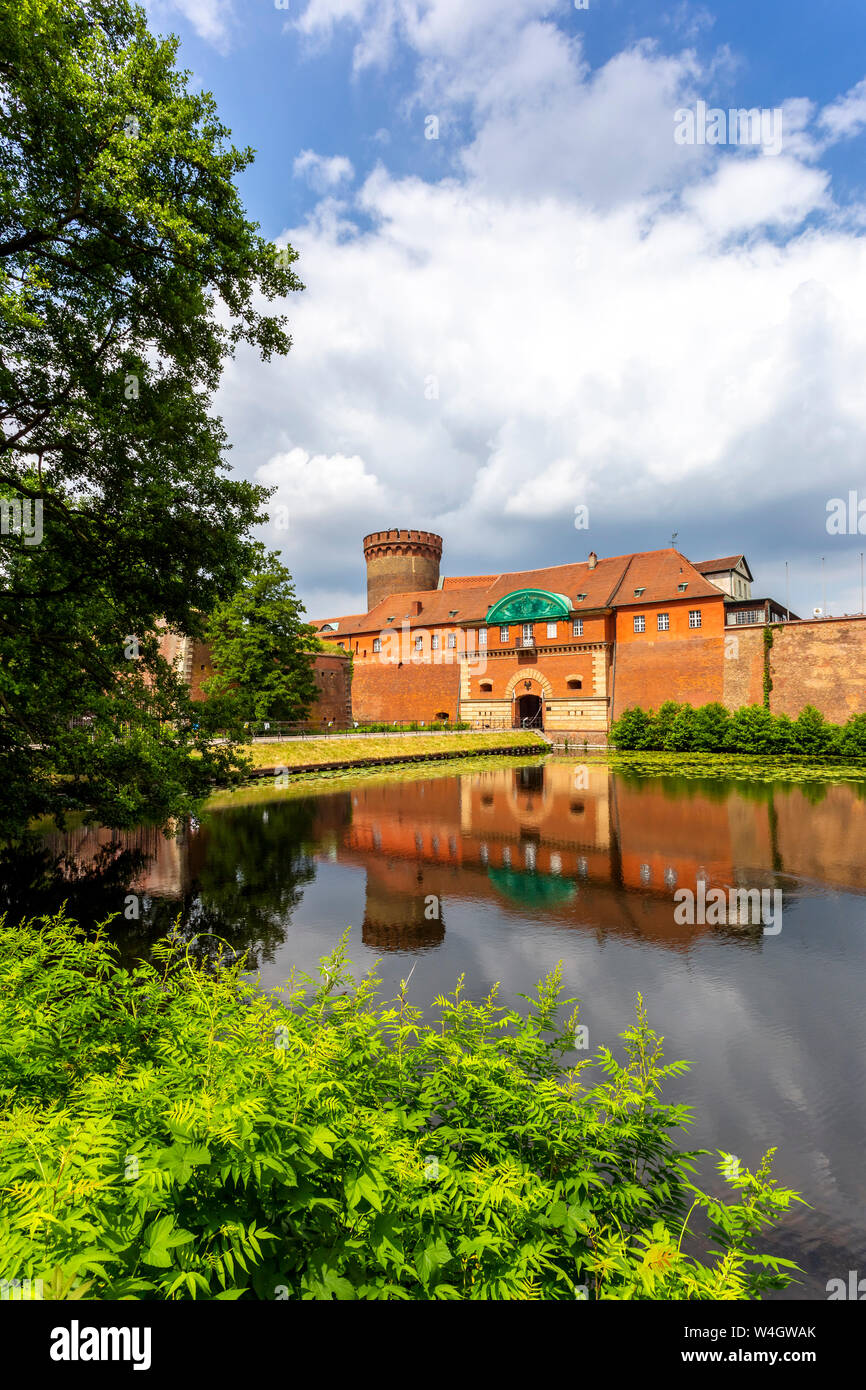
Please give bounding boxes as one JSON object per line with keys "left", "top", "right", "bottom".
{"left": 0, "top": 912, "right": 800, "bottom": 1300}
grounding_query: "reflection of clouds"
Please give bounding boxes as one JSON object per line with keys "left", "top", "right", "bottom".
{"left": 26, "top": 765, "right": 866, "bottom": 1298}
{"left": 429, "top": 888, "right": 866, "bottom": 1297}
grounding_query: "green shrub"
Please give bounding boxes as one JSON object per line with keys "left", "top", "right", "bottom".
{"left": 649, "top": 701, "right": 682, "bottom": 749}
{"left": 724, "top": 704, "right": 781, "bottom": 755}
{"left": 612, "top": 698, "right": 861, "bottom": 761}
{"left": 665, "top": 705, "right": 698, "bottom": 751}
{"left": 691, "top": 702, "right": 731, "bottom": 752}
{"left": 838, "top": 713, "right": 866, "bottom": 759}
{"left": 790, "top": 705, "right": 839, "bottom": 759}
{"left": 0, "top": 913, "right": 800, "bottom": 1301}
{"left": 609, "top": 707, "right": 656, "bottom": 750}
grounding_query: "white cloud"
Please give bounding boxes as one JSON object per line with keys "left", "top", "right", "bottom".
{"left": 144, "top": 0, "right": 235, "bottom": 50}
{"left": 820, "top": 76, "right": 866, "bottom": 142}
{"left": 682, "top": 156, "right": 830, "bottom": 236}
{"left": 213, "top": 2, "right": 866, "bottom": 614}
{"left": 257, "top": 446, "right": 386, "bottom": 520}
{"left": 293, "top": 150, "right": 356, "bottom": 192}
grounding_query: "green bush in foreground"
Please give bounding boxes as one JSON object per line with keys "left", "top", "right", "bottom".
{"left": 0, "top": 913, "right": 800, "bottom": 1300}
{"left": 611, "top": 699, "right": 866, "bottom": 759}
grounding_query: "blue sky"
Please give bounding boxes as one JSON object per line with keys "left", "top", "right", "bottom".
{"left": 145, "top": 0, "right": 866, "bottom": 619}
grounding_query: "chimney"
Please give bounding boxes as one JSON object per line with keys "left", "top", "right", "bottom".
{"left": 588, "top": 551, "right": 598, "bottom": 570}
{"left": 409, "top": 600, "right": 422, "bottom": 616}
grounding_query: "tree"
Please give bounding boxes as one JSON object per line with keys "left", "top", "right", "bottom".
{"left": 204, "top": 551, "right": 321, "bottom": 725}
{"left": 0, "top": 0, "right": 302, "bottom": 835}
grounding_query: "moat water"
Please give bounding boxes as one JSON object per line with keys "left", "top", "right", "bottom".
{"left": 6, "top": 757, "right": 866, "bottom": 1301}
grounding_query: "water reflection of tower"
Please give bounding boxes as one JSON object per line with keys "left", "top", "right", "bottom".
{"left": 361, "top": 859, "right": 445, "bottom": 952}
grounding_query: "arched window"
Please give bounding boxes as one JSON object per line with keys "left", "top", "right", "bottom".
{"left": 566, "top": 675, "right": 582, "bottom": 690}
{"left": 480, "top": 681, "right": 493, "bottom": 692}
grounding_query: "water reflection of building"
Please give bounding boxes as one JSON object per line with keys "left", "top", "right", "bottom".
{"left": 39, "top": 766, "right": 866, "bottom": 955}
{"left": 323, "top": 765, "right": 866, "bottom": 950}
{"left": 40, "top": 821, "right": 194, "bottom": 897}
{"left": 361, "top": 858, "right": 446, "bottom": 952}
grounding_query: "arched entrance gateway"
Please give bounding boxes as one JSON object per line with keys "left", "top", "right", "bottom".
{"left": 504, "top": 668, "right": 555, "bottom": 730}
{"left": 515, "top": 692, "right": 543, "bottom": 728}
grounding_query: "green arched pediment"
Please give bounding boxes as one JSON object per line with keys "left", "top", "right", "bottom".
{"left": 486, "top": 589, "right": 572, "bottom": 623}
{"left": 487, "top": 867, "right": 577, "bottom": 908}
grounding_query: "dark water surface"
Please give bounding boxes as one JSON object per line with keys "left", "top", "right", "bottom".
{"left": 8, "top": 758, "right": 866, "bottom": 1301}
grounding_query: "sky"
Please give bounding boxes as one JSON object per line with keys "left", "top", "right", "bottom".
{"left": 143, "top": 0, "right": 866, "bottom": 621}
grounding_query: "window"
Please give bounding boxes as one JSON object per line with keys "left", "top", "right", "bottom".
{"left": 447, "top": 633, "right": 457, "bottom": 649}
{"left": 478, "top": 628, "right": 487, "bottom": 647}
{"left": 572, "top": 618, "right": 583, "bottom": 636}
{"left": 431, "top": 634, "right": 440, "bottom": 650}
{"left": 689, "top": 609, "right": 702, "bottom": 628}
{"left": 546, "top": 621, "right": 557, "bottom": 638}
{"left": 575, "top": 592, "right": 587, "bottom": 601}
{"left": 733, "top": 609, "right": 761, "bottom": 625}
{"left": 337, "top": 641, "right": 344, "bottom": 649}
{"left": 567, "top": 678, "right": 582, "bottom": 690}
{"left": 657, "top": 612, "right": 669, "bottom": 631}
{"left": 678, "top": 583, "right": 688, "bottom": 592}
{"left": 414, "top": 634, "right": 423, "bottom": 649}
{"left": 633, "top": 587, "right": 645, "bottom": 597}
{"left": 633, "top": 615, "right": 646, "bottom": 633}
{"left": 480, "top": 681, "right": 493, "bottom": 692}
{"left": 372, "top": 638, "right": 381, "bottom": 652}
{"left": 449, "top": 610, "right": 458, "bottom": 618}
{"left": 522, "top": 623, "right": 534, "bottom": 646}
{"left": 500, "top": 625, "right": 509, "bottom": 642}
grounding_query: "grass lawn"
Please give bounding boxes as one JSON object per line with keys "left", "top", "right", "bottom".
{"left": 242, "top": 730, "right": 544, "bottom": 768}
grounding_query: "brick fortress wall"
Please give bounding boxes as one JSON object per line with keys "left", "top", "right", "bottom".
{"left": 722, "top": 615, "right": 866, "bottom": 724}
{"left": 158, "top": 631, "right": 353, "bottom": 727}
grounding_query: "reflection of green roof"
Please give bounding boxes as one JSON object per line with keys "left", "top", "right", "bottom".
{"left": 486, "top": 588, "right": 572, "bottom": 623}
{"left": 488, "top": 867, "right": 576, "bottom": 907}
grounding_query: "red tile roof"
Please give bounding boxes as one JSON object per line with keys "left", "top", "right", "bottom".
{"left": 694, "top": 554, "right": 753, "bottom": 580}
{"left": 440, "top": 574, "right": 499, "bottom": 590}
{"left": 313, "top": 549, "right": 723, "bottom": 634}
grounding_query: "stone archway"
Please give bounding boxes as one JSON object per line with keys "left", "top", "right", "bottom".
{"left": 504, "top": 668, "right": 553, "bottom": 700}
{"left": 505, "top": 669, "right": 552, "bottom": 730}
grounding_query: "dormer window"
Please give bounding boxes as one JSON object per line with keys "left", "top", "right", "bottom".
{"left": 387, "top": 616, "right": 395, "bottom": 622}
{"left": 633, "top": 587, "right": 645, "bottom": 597}
{"left": 449, "top": 610, "right": 458, "bottom": 618}
{"left": 678, "top": 583, "right": 688, "bottom": 592}
{"left": 575, "top": 593, "right": 587, "bottom": 601}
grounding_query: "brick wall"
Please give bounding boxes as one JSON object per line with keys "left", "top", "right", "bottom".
{"left": 765, "top": 616, "right": 866, "bottom": 722}
{"left": 613, "top": 596, "right": 727, "bottom": 718}
{"left": 158, "top": 631, "right": 353, "bottom": 726}
{"left": 351, "top": 658, "right": 461, "bottom": 722}
{"left": 721, "top": 626, "right": 765, "bottom": 708}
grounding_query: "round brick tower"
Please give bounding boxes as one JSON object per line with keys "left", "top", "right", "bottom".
{"left": 362, "top": 528, "right": 443, "bottom": 611}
